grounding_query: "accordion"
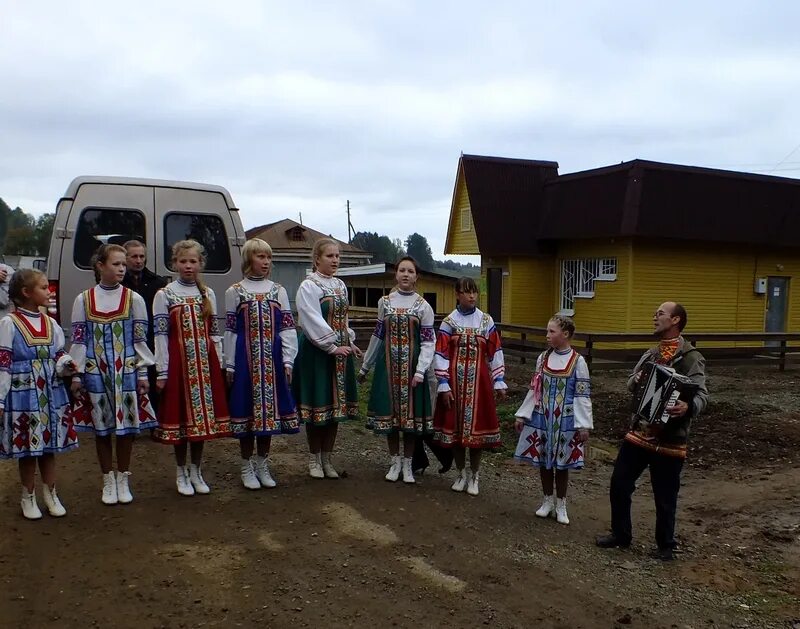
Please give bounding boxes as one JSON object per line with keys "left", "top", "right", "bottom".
{"left": 632, "top": 362, "right": 698, "bottom": 425}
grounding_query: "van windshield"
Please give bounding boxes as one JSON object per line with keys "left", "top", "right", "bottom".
{"left": 164, "top": 213, "right": 231, "bottom": 272}
{"left": 74, "top": 208, "right": 146, "bottom": 268}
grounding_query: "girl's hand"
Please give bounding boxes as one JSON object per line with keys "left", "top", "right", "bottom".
{"left": 226, "top": 371, "right": 234, "bottom": 386}
{"left": 357, "top": 371, "right": 367, "bottom": 384}
{"left": 65, "top": 360, "right": 78, "bottom": 375}
{"left": 332, "top": 346, "right": 352, "bottom": 357}
{"left": 575, "top": 429, "right": 590, "bottom": 444}
{"left": 411, "top": 374, "right": 424, "bottom": 388}
{"left": 137, "top": 379, "right": 149, "bottom": 396}
{"left": 351, "top": 344, "right": 363, "bottom": 359}
{"left": 514, "top": 418, "right": 523, "bottom": 434}
{"left": 70, "top": 379, "right": 83, "bottom": 397}
{"left": 156, "top": 379, "right": 167, "bottom": 392}
{"left": 439, "top": 390, "right": 454, "bottom": 409}
{"left": 495, "top": 388, "right": 507, "bottom": 400}
{"left": 284, "top": 367, "right": 292, "bottom": 386}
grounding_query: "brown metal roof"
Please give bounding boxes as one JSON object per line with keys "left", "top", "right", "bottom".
{"left": 459, "top": 154, "right": 559, "bottom": 255}
{"left": 245, "top": 218, "right": 369, "bottom": 254}
{"left": 459, "top": 156, "right": 800, "bottom": 248}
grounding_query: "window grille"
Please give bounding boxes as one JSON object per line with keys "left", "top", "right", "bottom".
{"left": 559, "top": 257, "right": 617, "bottom": 314}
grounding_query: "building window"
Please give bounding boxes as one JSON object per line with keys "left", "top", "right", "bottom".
{"left": 460, "top": 208, "right": 472, "bottom": 232}
{"left": 559, "top": 257, "right": 617, "bottom": 314}
{"left": 290, "top": 227, "right": 305, "bottom": 242}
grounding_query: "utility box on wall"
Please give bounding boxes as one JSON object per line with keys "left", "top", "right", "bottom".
{"left": 754, "top": 277, "right": 767, "bottom": 295}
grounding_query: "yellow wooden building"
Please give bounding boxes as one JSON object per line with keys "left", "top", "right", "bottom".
{"left": 337, "top": 263, "right": 458, "bottom": 315}
{"left": 445, "top": 155, "right": 800, "bottom": 336}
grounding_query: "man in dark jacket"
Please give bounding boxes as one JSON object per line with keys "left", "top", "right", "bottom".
{"left": 596, "top": 302, "right": 708, "bottom": 561}
{"left": 123, "top": 240, "right": 167, "bottom": 407}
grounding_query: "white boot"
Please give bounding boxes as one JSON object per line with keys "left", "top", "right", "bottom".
{"left": 116, "top": 471, "right": 133, "bottom": 504}
{"left": 309, "top": 453, "right": 324, "bottom": 479}
{"left": 401, "top": 457, "right": 415, "bottom": 484}
{"left": 176, "top": 466, "right": 195, "bottom": 496}
{"left": 467, "top": 471, "right": 480, "bottom": 496}
{"left": 101, "top": 471, "right": 118, "bottom": 505}
{"left": 536, "top": 494, "right": 555, "bottom": 518}
{"left": 20, "top": 488, "right": 42, "bottom": 520}
{"left": 321, "top": 452, "right": 339, "bottom": 479}
{"left": 556, "top": 497, "right": 570, "bottom": 525}
{"left": 240, "top": 459, "right": 261, "bottom": 490}
{"left": 42, "top": 485, "right": 67, "bottom": 517}
{"left": 451, "top": 468, "right": 467, "bottom": 492}
{"left": 385, "top": 455, "right": 401, "bottom": 482}
{"left": 253, "top": 455, "right": 276, "bottom": 488}
{"left": 189, "top": 463, "right": 210, "bottom": 494}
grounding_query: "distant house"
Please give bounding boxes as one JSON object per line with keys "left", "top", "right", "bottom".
{"left": 445, "top": 154, "right": 800, "bottom": 335}
{"left": 336, "top": 262, "right": 458, "bottom": 314}
{"left": 245, "top": 218, "right": 371, "bottom": 308}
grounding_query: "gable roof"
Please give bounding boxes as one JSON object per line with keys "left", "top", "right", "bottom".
{"left": 245, "top": 218, "right": 369, "bottom": 254}
{"left": 456, "top": 154, "right": 559, "bottom": 256}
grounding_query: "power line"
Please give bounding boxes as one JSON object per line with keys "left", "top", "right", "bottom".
{"left": 768, "top": 141, "right": 800, "bottom": 174}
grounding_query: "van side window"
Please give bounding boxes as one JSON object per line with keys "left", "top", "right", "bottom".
{"left": 164, "top": 213, "right": 231, "bottom": 272}
{"left": 74, "top": 208, "right": 146, "bottom": 269}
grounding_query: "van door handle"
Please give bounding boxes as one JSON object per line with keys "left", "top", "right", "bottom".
{"left": 55, "top": 228, "right": 75, "bottom": 239}
{"left": 230, "top": 236, "right": 246, "bottom": 246}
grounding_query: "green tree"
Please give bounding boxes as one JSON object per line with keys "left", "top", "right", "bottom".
{"left": 35, "top": 213, "right": 55, "bottom": 256}
{"left": 352, "top": 231, "right": 404, "bottom": 264}
{"left": 404, "top": 232, "right": 435, "bottom": 271}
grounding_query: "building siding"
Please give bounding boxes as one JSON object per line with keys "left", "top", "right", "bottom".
{"left": 445, "top": 171, "right": 480, "bottom": 255}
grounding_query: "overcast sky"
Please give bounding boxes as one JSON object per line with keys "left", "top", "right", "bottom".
{"left": 2, "top": 1, "right": 799, "bottom": 260}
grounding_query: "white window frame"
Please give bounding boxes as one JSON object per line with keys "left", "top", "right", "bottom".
{"left": 559, "top": 257, "right": 617, "bottom": 315}
{"left": 460, "top": 208, "right": 472, "bottom": 232}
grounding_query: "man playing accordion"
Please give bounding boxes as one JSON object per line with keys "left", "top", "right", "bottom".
{"left": 596, "top": 302, "right": 708, "bottom": 561}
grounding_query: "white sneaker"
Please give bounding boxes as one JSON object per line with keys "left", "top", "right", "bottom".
{"left": 385, "top": 455, "right": 401, "bottom": 482}
{"left": 42, "top": 485, "right": 67, "bottom": 517}
{"left": 556, "top": 497, "right": 570, "bottom": 525}
{"left": 102, "top": 472, "right": 118, "bottom": 505}
{"left": 189, "top": 463, "right": 210, "bottom": 494}
{"left": 241, "top": 459, "right": 261, "bottom": 490}
{"left": 321, "top": 452, "right": 339, "bottom": 479}
{"left": 253, "top": 455, "right": 276, "bottom": 488}
{"left": 20, "top": 488, "right": 42, "bottom": 520}
{"left": 309, "top": 453, "right": 324, "bottom": 479}
{"left": 451, "top": 469, "right": 467, "bottom": 492}
{"left": 116, "top": 471, "right": 133, "bottom": 504}
{"left": 176, "top": 466, "right": 195, "bottom": 496}
{"left": 467, "top": 471, "right": 480, "bottom": 496}
{"left": 401, "top": 457, "right": 415, "bottom": 484}
{"left": 536, "top": 494, "right": 555, "bottom": 518}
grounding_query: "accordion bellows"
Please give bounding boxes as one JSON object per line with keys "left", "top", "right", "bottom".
{"left": 632, "top": 362, "right": 698, "bottom": 425}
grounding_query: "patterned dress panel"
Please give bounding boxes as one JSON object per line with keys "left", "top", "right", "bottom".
{"left": 0, "top": 315, "right": 77, "bottom": 458}
{"left": 368, "top": 296, "right": 433, "bottom": 434}
{"left": 433, "top": 313, "right": 502, "bottom": 448}
{"left": 514, "top": 350, "right": 591, "bottom": 470}
{"left": 229, "top": 283, "right": 298, "bottom": 435}
{"left": 73, "top": 288, "right": 156, "bottom": 435}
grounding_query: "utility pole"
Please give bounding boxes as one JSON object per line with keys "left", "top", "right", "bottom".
{"left": 346, "top": 199, "right": 356, "bottom": 244}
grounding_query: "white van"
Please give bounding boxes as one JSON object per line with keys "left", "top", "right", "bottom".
{"left": 46, "top": 176, "right": 245, "bottom": 334}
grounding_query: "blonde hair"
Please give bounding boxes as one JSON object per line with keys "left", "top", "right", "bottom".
{"left": 241, "top": 238, "right": 273, "bottom": 276}
{"left": 311, "top": 237, "right": 339, "bottom": 271}
{"left": 9, "top": 269, "right": 46, "bottom": 307}
{"left": 549, "top": 313, "right": 576, "bottom": 338}
{"left": 171, "top": 239, "right": 212, "bottom": 322}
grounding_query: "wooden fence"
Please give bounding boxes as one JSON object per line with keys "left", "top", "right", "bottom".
{"left": 349, "top": 318, "right": 800, "bottom": 371}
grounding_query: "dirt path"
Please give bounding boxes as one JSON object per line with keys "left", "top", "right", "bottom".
{"left": 1, "top": 365, "right": 798, "bottom": 628}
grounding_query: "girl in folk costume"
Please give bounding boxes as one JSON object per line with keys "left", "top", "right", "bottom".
{"left": 0, "top": 270, "right": 79, "bottom": 519}
{"left": 153, "top": 240, "right": 231, "bottom": 496}
{"left": 514, "top": 315, "right": 593, "bottom": 525}
{"left": 292, "top": 238, "right": 361, "bottom": 479}
{"left": 434, "top": 277, "right": 507, "bottom": 496}
{"left": 224, "top": 238, "right": 298, "bottom": 490}
{"left": 358, "top": 257, "right": 435, "bottom": 484}
{"left": 70, "top": 245, "right": 158, "bottom": 505}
